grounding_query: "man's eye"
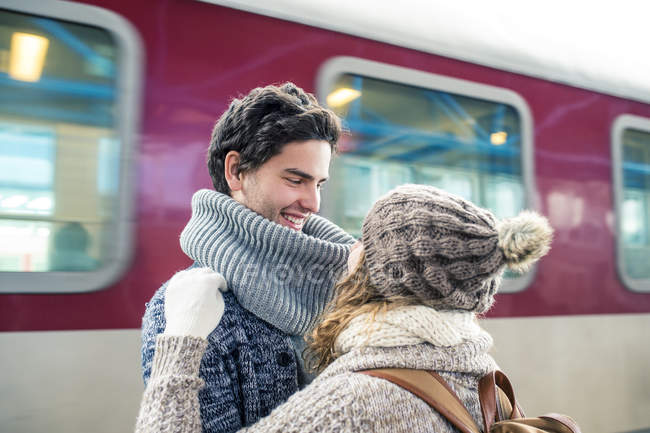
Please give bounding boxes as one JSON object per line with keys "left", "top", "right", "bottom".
{"left": 286, "top": 178, "right": 301, "bottom": 185}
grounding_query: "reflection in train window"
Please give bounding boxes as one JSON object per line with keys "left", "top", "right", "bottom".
{"left": 319, "top": 61, "right": 533, "bottom": 292}
{"left": 614, "top": 116, "right": 650, "bottom": 292}
{"left": 0, "top": 6, "right": 139, "bottom": 292}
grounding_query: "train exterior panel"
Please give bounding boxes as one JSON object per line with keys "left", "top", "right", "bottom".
{"left": 0, "top": 1, "right": 648, "bottom": 432}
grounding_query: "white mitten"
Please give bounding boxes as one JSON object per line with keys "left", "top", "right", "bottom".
{"left": 163, "top": 267, "right": 227, "bottom": 338}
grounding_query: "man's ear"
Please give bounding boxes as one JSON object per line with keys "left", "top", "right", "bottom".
{"left": 224, "top": 151, "right": 243, "bottom": 192}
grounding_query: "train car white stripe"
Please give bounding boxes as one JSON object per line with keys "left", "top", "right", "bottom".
{"left": 483, "top": 313, "right": 650, "bottom": 433}
{"left": 1, "top": 314, "right": 648, "bottom": 433}
{"left": 0, "top": 329, "right": 142, "bottom": 433}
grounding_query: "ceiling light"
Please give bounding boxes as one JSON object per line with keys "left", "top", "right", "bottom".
{"left": 327, "top": 88, "right": 361, "bottom": 107}
{"left": 9, "top": 32, "right": 49, "bottom": 82}
{"left": 490, "top": 131, "right": 508, "bottom": 146}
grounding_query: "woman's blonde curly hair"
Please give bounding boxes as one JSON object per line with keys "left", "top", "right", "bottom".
{"left": 305, "top": 249, "right": 418, "bottom": 372}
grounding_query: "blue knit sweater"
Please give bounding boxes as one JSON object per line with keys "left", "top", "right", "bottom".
{"left": 141, "top": 277, "right": 299, "bottom": 432}
{"left": 141, "top": 190, "right": 354, "bottom": 432}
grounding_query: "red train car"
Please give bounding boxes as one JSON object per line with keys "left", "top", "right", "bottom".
{"left": 1, "top": 1, "right": 649, "bottom": 432}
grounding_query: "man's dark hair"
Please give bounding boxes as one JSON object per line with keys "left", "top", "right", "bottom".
{"left": 207, "top": 82, "right": 342, "bottom": 194}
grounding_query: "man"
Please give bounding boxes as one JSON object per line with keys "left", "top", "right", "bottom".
{"left": 141, "top": 83, "right": 355, "bottom": 433}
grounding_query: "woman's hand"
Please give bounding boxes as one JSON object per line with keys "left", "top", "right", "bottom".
{"left": 163, "top": 267, "right": 227, "bottom": 338}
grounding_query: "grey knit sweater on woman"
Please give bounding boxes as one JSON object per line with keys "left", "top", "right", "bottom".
{"left": 136, "top": 306, "right": 499, "bottom": 433}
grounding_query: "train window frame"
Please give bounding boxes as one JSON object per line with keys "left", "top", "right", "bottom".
{"left": 0, "top": 0, "right": 142, "bottom": 293}
{"left": 612, "top": 114, "right": 650, "bottom": 293}
{"left": 316, "top": 56, "right": 536, "bottom": 293}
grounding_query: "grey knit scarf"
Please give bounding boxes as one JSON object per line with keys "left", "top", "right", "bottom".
{"left": 180, "top": 189, "right": 355, "bottom": 335}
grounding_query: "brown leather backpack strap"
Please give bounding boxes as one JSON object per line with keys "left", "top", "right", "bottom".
{"left": 360, "top": 368, "right": 481, "bottom": 433}
{"left": 479, "top": 371, "right": 499, "bottom": 432}
{"left": 540, "top": 414, "right": 582, "bottom": 433}
{"left": 479, "top": 370, "right": 525, "bottom": 431}
{"left": 493, "top": 371, "right": 525, "bottom": 419}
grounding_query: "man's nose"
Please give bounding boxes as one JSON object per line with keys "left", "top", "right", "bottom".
{"left": 299, "top": 183, "right": 320, "bottom": 213}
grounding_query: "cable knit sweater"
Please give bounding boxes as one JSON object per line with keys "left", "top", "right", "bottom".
{"left": 136, "top": 307, "right": 499, "bottom": 433}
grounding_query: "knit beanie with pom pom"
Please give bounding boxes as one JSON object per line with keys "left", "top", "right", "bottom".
{"left": 361, "top": 184, "right": 552, "bottom": 313}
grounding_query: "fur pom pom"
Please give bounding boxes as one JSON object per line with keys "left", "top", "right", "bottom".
{"left": 497, "top": 211, "right": 553, "bottom": 273}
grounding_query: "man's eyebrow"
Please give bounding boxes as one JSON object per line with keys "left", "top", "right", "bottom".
{"left": 284, "top": 168, "right": 328, "bottom": 182}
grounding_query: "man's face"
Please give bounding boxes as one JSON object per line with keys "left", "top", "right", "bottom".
{"left": 233, "top": 139, "right": 332, "bottom": 231}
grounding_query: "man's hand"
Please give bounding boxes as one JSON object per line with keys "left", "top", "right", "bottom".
{"left": 163, "top": 267, "right": 227, "bottom": 338}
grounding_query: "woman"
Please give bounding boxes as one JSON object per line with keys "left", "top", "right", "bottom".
{"left": 136, "top": 184, "right": 552, "bottom": 433}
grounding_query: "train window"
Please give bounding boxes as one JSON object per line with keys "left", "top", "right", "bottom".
{"left": 612, "top": 115, "right": 650, "bottom": 292}
{"left": 0, "top": 2, "right": 141, "bottom": 293}
{"left": 318, "top": 57, "right": 535, "bottom": 292}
